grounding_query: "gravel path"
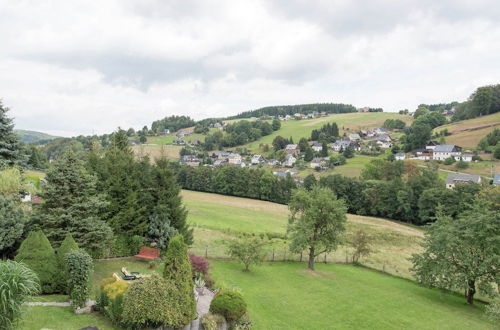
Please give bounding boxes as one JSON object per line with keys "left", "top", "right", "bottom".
{"left": 24, "top": 301, "right": 71, "bottom": 307}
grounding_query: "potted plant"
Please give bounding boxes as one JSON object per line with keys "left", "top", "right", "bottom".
{"left": 195, "top": 276, "right": 205, "bottom": 296}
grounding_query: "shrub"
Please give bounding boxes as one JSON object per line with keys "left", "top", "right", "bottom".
{"left": 129, "top": 235, "right": 146, "bottom": 255}
{"left": 56, "top": 233, "right": 79, "bottom": 293}
{"left": 226, "top": 237, "right": 267, "bottom": 271}
{"left": 189, "top": 253, "right": 210, "bottom": 277}
{"left": 0, "top": 195, "right": 25, "bottom": 257}
{"left": 443, "top": 157, "right": 455, "bottom": 165}
{"left": 110, "top": 235, "right": 131, "bottom": 257}
{"left": 66, "top": 250, "right": 93, "bottom": 308}
{"left": 163, "top": 235, "right": 197, "bottom": 326}
{"left": 455, "top": 160, "right": 469, "bottom": 169}
{"left": 14, "top": 230, "right": 59, "bottom": 293}
{"left": 486, "top": 296, "right": 500, "bottom": 322}
{"left": 122, "top": 274, "right": 185, "bottom": 328}
{"left": 201, "top": 313, "right": 225, "bottom": 330}
{"left": 209, "top": 290, "right": 247, "bottom": 323}
{"left": 101, "top": 279, "right": 130, "bottom": 324}
{"left": 0, "top": 260, "right": 40, "bottom": 330}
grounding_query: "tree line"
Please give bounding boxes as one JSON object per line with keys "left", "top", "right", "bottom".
{"left": 151, "top": 115, "right": 195, "bottom": 134}
{"left": 227, "top": 103, "right": 358, "bottom": 119}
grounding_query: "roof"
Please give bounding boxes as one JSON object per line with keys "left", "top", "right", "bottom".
{"left": 312, "top": 142, "right": 322, "bottom": 147}
{"left": 395, "top": 153, "right": 405, "bottom": 157}
{"left": 434, "top": 145, "right": 460, "bottom": 153}
{"left": 349, "top": 133, "right": 361, "bottom": 139}
{"left": 311, "top": 157, "right": 327, "bottom": 163}
{"left": 493, "top": 174, "right": 500, "bottom": 185}
{"left": 252, "top": 154, "right": 263, "bottom": 159}
{"left": 446, "top": 173, "right": 481, "bottom": 185}
{"left": 285, "top": 144, "right": 299, "bottom": 150}
{"left": 426, "top": 141, "right": 438, "bottom": 146}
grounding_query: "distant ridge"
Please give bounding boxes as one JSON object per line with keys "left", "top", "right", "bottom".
{"left": 15, "top": 129, "right": 60, "bottom": 144}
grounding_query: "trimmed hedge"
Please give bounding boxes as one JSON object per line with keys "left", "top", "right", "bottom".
{"left": 56, "top": 233, "right": 79, "bottom": 293}
{"left": 66, "top": 250, "right": 93, "bottom": 308}
{"left": 209, "top": 290, "right": 247, "bottom": 323}
{"left": 14, "top": 230, "right": 59, "bottom": 294}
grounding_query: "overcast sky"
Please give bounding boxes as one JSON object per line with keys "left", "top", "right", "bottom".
{"left": 1, "top": 0, "right": 499, "bottom": 136}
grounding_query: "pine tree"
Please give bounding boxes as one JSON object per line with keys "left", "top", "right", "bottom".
{"left": 15, "top": 230, "right": 59, "bottom": 293}
{"left": 32, "top": 150, "right": 113, "bottom": 252}
{"left": 0, "top": 100, "right": 22, "bottom": 167}
{"left": 163, "top": 235, "right": 196, "bottom": 326}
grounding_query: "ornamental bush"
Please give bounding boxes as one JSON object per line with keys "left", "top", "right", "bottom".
{"left": 14, "top": 230, "right": 59, "bottom": 293}
{"left": 209, "top": 290, "right": 247, "bottom": 323}
{"left": 66, "top": 250, "right": 93, "bottom": 308}
{"left": 163, "top": 235, "right": 197, "bottom": 326}
{"left": 0, "top": 260, "right": 40, "bottom": 330}
{"left": 122, "top": 274, "right": 183, "bottom": 328}
{"left": 189, "top": 253, "right": 210, "bottom": 277}
{"left": 56, "top": 233, "right": 79, "bottom": 293}
{"left": 99, "top": 278, "right": 130, "bottom": 324}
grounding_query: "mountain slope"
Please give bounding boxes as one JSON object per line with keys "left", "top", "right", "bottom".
{"left": 15, "top": 129, "right": 60, "bottom": 144}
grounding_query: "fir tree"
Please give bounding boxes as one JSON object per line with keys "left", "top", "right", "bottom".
{"left": 0, "top": 100, "right": 22, "bottom": 167}
{"left": 32, "top": 150, "right": 113, "bottom": 252}
{"left": 0, "top": 195, "right": 25, "bottom": 257}
{"left": 147, "top": 213, "right": 178, "bottom": 250}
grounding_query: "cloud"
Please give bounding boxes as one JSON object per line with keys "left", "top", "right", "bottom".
{"left": 0, "top": 0, "right": 499, "bottom": 136}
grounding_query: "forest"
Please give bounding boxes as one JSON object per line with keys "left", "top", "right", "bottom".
{"left": 227, "top": 103, "right": 358, "bottom": 119}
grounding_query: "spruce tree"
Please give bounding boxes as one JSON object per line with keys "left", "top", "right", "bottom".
{"left": 163, "top": 235, "right": 196, "bottom": 326}
{"left": 57, "top": 233, "right": 79, "bottom": 293}
{"left": 151, "top": 159, "right": 192, "bottom": 244}
{"left": 32, "top": 150, "right": 113, "bottom": 252}
{"left": 0, "top": 100, "right": 22, "bottom": 167}
{"left": 15, "top": 230, "right": 59, "bottom": 293}
{"left": 0, "top": 195, "right": 24, "bottom": 257}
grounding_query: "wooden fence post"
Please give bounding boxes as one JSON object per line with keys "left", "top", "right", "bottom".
{"left": 324, "top": 253, "right": 327, "bottom": 264}
{"left": 284, "top": 247, "right": 287, "bottom": 261}
{"left": 300, "top": 252, "right": 303, "bottom": 262}
{"left": 205, "top": 246, "right": 208, "bottom": 259}
{"left": 272, "top": 249, "right": 275, "bottom": 262}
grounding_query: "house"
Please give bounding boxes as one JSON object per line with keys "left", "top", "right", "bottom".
{"left": 376, "top": 135, "right": 392, "bottom": 149}
{"left": 460, "top": 154, "right": 473, "bottom": 162}
{"left": 425, "top": 141, "right": 439, "bottom": 151}
{"left": 213, "top": 122, "right": 223, "bottom": 130}
{"left": 285, "top": 168, "right": 299, "bottom": 176}
{"left": 213, "top": 159, "right": 227, "bottom": 167}
{"left": 267, "top": 159, "right": 281, "bottom": 167}
{"left": 180, "top": 155, "right": 200, "bottom": 167}
{"left": 251, "top": 154, "right": 266, "bottom": 165}
{"left": 410, "top": 149, "right": 433, "bottom": 160}
{"left": 311, "top": 142, "right": 322, "bottom": 152}
{"left": 284, "top": 154, "right": 297, "bottom": 167}
{"left": 348, "top": 133, "right": 361, "bottom": 141}
{"left": 395, "top": 153, "right": 406, "bottom": 160}
{"left": 273, "top": 171, "right": 288, "bottom": 178}
{"left": 285, "top": 144, "right": 300, "bottom": 156}
{"left": 227, "top": 153, "right": 242, "bottom": 165}
{"left": 493, "top": 174, "right": 500, "bottom": 185}
{"left": 310, "top": 157, "right": 329, "bottom": 169}
{"left": 433, "top": 145, "right": 462, "bottom": 161}
{"left": 445, "top": 173, "right": 481, "bottom": 189}
{"left": 212, "top": 151, "right": 231, "bottom": 160}
{"left": 332, "top": 140, "right": 357, "bottom": 152}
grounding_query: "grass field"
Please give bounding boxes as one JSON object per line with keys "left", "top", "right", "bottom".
{"left": 241, "top": 112, "right": 413, "bottom": 152}
{"left": 434, "top": 112, "right": 500, "bottom": 148}
{"left": 210, "top": 261, "right": 495, "bottom": 330}
{"left": 131, "top": 144, "right": 182, "bottom": 160}
{"left": 182, "top": 190, "right": 422, "bottom": 279}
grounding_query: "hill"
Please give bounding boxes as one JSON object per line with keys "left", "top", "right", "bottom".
{"left": 15, "top": 129, "right": 60, "bottom": 144}
{"left": 434, "top": 112, "right": 500, "bottom": 148}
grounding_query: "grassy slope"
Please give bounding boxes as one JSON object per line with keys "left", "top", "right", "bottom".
{"left": 14, "top": 129, "right": 60, "bottom": 144}
{"left": 434, "top": 112, "right": 500, "bottom": 148}
{"left": 182, "top": 190, "right": 422, "bottom": 279}
{"left": 241, "top": 112, "right": 413, "bottom": 152}
{"left": 211, "top": 261, "right": 494, "bottom": 330}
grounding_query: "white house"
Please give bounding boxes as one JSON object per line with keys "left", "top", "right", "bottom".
{"left": 376, "top": 135, "right": 393, "bottom": 149}
{"left": 425, "top": 141, "right": 438, "bottom": 151}
{"left": 251, "top": 154, "right": 266, "bottom": 165}
{"left": 311, "top": 142, "right": 322, "bottom": 152}
{"left": 228, "top": 153, "right": 242, "bottom": 165}
{"left": 332, "top": 140, "right": 355, "bottom": 152}
{"left": 445, "top": 173, "right": 481, "bottom": 189}
{"left": 460, "top": 154, "right": 473, "bottom": 162}
{"left": 285, "top": 144, "right": 300, "bottom": 156}
{"left": 433, "top": 145, "right": 462, "bottom": 161}
{"left": 395, "top": 153, "right": 406, "bottom": 160}
{"left": 310, "top": 157, "right": 329, "bottom": 169}
{"left": 284, "top": 154, "right": 297, "bottom": 167}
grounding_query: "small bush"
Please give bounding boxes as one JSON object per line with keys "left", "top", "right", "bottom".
{"left": 110, "top": 235, "right": 131, "bottom": 257}
{"left": 443, "top": 157, "right": 455, "bottom": 165}
{"left": 486, "top": 297, "right": 500, "bottom": 322}
{"left": 189, "top": 253, "right": 210, "bottom": 277}
{"left": 129, "top": 235, "right": 146, "bottom": 255}
{"left": 209, "top": 290, "right": 247, "bottom": 323}
{"left": 66, "top": 250, "right": 93, "bottom": 309}
{"left": 103, "top": 280, "right": 129, "bottom": 324}
{"left": 14, "top": 230, "right": 59, "bottom": 294}
{"left": 455, "top": 160, "right": 469, "bottom": 169}
{"left": 201, "top": 313, "right": 225, "bottom": 330}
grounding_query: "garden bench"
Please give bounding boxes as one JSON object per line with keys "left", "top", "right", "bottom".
{"left": 134, "top": 247, "right": 161, "bottom": 260}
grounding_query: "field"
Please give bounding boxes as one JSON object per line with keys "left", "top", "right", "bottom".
{"left": 240, "top": 112, "right": 413, "bottom": 152}
{"left": 183, "top": 190, "right": 422, "bottom": 279}
{"left": 210, "top": 261, "right": 494, "bottom": 330}
{"left": 131, "top": 144, "right": 182, "bottom": 160}
{"left": 434, "top": 112, "right": 500, "bottom": 148}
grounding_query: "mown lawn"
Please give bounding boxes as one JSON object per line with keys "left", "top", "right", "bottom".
{"left": 20, "top": 306, "right": 117, "bottom": 330}
{"left": 210, "top": 261, "right": 495, "bottom": 330}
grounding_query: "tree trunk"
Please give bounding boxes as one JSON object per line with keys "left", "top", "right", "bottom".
{"left": 466, "top": 279, "right": 476, "bottom": 305}
{"left": 308, "top": 247, "right": 315, "bottom": 270}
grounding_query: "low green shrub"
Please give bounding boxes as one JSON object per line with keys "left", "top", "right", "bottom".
{"left": 14, "top": 230, "right": 59, "bottom": 294}
{"left": 443, "top": 157, "right": 455, "bottom": 165}
{"left": 201, "top": 313, "right": 225, "bottom": 330}
{"left": 209, "top": 290, "right": 247, "bottom": 323}
{"left": 96, "top": 277, "right": 130, "bottom": 325}
{"left": 66, "top": 250, "right": 93, "bottom": 308}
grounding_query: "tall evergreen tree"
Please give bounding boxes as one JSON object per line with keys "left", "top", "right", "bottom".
{"left": 32, "top": 150, "right": 113, "bottom": 252}
{"left": 0, "top": 101, "right": 22, "bottom": 167}
{"left": 0, "top": 195, "right": 24, "bottom": 257}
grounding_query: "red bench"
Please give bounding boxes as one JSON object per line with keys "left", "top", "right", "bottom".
{"left": 134, "top": 247, "right": 161, "bottom": 260}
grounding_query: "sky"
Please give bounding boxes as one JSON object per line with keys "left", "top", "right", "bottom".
{"left": 1, "top": 0, "right": 499, "bottom": 137}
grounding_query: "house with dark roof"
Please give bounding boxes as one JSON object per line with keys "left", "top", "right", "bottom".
{"left": 311, "top": 142, "right": 322, "bottom": 152}
{"left": 446, "top": 173, "right": 481, "bottom": 189}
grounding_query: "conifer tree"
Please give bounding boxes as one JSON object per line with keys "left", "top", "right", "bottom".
{"left": 32, "top": 150, "right": 113, "bottom": 252}
{"left": 0, "top": 100, "right": 22, "bottom": 167}
{"left": 15, "top": 230, "right": 59, "bottom": 293}
{"left": 163, "top": 235, "right": 196, "bottom": 326}
{"left": 57, "top": 233, "right": 79, "bottom": 293}
{"left": 0, "top": 195, "right": 24, "bottom": 257}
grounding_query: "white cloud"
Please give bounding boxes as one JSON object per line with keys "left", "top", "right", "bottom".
{"left": 0, "top": 0, "right": 499, "bottom": 136}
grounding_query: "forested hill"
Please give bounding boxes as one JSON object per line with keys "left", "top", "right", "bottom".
{"left": 452, "top": 84, "right": 500, "bottom": 121}
{"left": 227, "top": 103, "right": 362, "bottom": 119}
{"left": 14, "top": 129, "right": 60, "bottom": 144}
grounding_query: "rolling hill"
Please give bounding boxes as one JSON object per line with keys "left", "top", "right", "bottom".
{"left": 433, "top": 112, "right": 500, "bottom": 148}
{"left": 15, "top": 129, "right": 60, "bottom": 144}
